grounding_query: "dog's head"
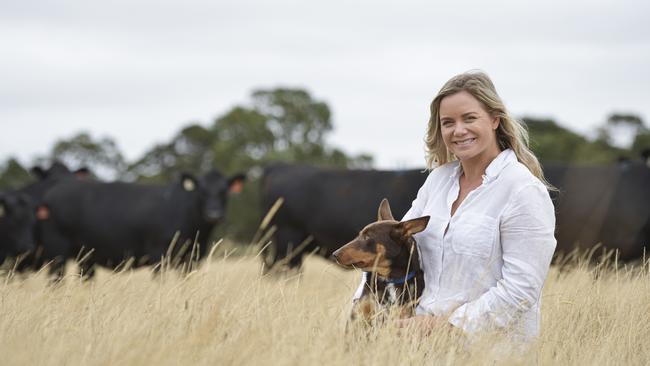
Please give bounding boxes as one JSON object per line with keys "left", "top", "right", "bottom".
{"left": 332, "top": 198, "right": 429, "bottom": 279}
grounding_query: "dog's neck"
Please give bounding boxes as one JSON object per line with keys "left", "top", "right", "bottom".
{"left": 379, "top": 238, "right": 421, "bottom": 281}
{"left": 366, "top": 239, "right": 424, "bottom": 307}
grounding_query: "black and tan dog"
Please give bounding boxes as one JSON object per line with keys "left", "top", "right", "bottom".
{"left": 332, "top": 198, "right": 430, "bottom": 324}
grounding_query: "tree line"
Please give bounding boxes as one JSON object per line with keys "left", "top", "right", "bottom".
{"left": 1, "top": 87, "right": 648, "bottom": 242}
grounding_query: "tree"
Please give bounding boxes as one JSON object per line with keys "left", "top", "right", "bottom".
{"left": 128, "top": 124, "right": 219, "bottom": 182}
{"left": 0, "top": 158, "right": 32, "bottom": 190}
{"left": 596, "top": 113, "right": 647, "bottom": 150}
{"left": 524, "top": 118, "right": 590, "bottom": 162}
{"left": 127, "top": 88, "right": 373, "bottom": 242}
{"left": 524, "top": 117, "right": 627, "bottom": 164}
{"left": 49, "top": 132, "right": 126, "bottom": 180}
{"left": 252, "top": 88, "right": 332, "bottom": 149}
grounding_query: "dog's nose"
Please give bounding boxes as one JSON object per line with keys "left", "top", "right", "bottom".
{"left": 331, "top": 249, "right": 341, "bottom": 261}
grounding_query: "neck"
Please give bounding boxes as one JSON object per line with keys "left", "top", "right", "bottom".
{"left": 369, "top": 263, "right": 424, "bottom": 307}
{"left": 376, "top": 240, "right": 421, "bottom": 283}
{"left": 459, "top": 147, "right": 502, "bottom": 182}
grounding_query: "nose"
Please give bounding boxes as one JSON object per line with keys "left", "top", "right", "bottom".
{"left": 331, "top": 248, "right": 342, "bottom": 261}
{"left": 452, "top": 123, "right": 468, "bottom": 136}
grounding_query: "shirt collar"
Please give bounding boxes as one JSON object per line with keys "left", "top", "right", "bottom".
{"left": 448, "top": 149, "right": 516, "bottom": 184}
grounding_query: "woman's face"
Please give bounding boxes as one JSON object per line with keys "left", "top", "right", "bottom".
{"left": 439, "top": 90, "right": 501, "bottom": 163}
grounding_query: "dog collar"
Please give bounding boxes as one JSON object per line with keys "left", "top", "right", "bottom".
{"left": 383, "top": 271, "right": 417, "bottom": 285}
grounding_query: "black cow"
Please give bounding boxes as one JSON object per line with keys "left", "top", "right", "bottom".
{"left": 543, "top": 161, "right": 650, "bottom": 261}
{"left": 20, "top": 162, "right": 83, "bottom": 201}
{"left": 0, "top": 191, "right": 36, "bottom": 265}
{"left": 41, "top": 170, "right": 245, "bottom": 278}
{"left": 260, "top": 163, "right": 427, "bottom": 270}
{"left": 11, "top": 162, "right": 86, "bottom": 271}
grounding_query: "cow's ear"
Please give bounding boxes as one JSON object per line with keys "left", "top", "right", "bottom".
{"left": 394, "top": 216, "right": 430, "bottom": 238}
{"left": 0, "top": 201, "right": 5, "bottom": 218}
{"left": 30, "top": 166, "right": 46, "bottom": 179}
{"left": 377, "top": 198, "right": 394, "bottom": 221}
{"left": 228, "top": 173, "right": 246, "bottom": 194}
{"left": 180, "top": 173, "right": 197, "bottom": 192}
{"left": 36, "top": 205, "right": 50, "bottom": 220}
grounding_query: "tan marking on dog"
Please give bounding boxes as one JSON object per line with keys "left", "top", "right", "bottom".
{"left": 371, "top": 243, "right": 392, "bottom": 277}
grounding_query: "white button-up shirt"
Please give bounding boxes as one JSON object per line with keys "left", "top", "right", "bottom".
{"left": 354, "top": 149, "right": 556, "bottom": 340}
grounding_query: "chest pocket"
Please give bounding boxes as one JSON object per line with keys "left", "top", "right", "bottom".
{"left": 450, "top": 213, "right": 497, "bottom": 258}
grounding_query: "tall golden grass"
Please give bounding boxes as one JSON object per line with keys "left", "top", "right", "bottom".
{"left": 1, "top": 244, "right": 649, "bottom": 366}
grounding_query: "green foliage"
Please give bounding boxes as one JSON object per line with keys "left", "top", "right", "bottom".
{"left": 523, "top": 117, "right": 635, "bottom": 164}
{"left": 49, "top": 132, "right": 126, "bottom": 179}
{"left": 0, "top": 158, "right": 32, "bottom": 191}
{"left": 124, "top": 88, "right": 372, "bottom": 242}
{"left": 631, "top": 131, "right": 650, "bottom": 157}
{"left": 128, "top": 124, "right": 218, "bottom": 183}
{"left": 524, "top": 118, "right": 589, "bottom": 162}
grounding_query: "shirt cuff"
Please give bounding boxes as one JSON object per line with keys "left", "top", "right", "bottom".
{"left": 447, "top": 303, "right": 468, "bottom": 333}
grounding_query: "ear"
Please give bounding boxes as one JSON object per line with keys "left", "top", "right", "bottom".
{"left": 491, "top": 113, "right": 500, "bottom": 130}
{"left": 395, "top": 216, "right": 430, "bottom": 238}
{"left": 377, "top": 198, "right": 394, "bottom": 221}
{"left": 36, "top": 205, "right": 50, "bottom": 220}
{"left": 180, "top": 173, "right": 197, "bottom": 192}
{"left": 228, "top": 173, "right": 246, "bottom": 194}
{"left": 0, "top": 200, "right": 5, "bottom": 218}
{"left": 30, "top": 166, "right": 46, "bottom": 179}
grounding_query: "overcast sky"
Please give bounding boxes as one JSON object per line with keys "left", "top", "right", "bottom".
{"left": 1, "top": 0, "right": 649, "bottom": 170}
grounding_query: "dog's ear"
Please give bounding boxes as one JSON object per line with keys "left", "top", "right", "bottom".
{"left": 377, "top": 198, "right": 394, "bottom": 221}
{"left": 394, "top": 216, "right": 430, "bottom": 238}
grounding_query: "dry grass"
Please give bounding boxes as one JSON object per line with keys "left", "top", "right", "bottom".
{"left": 1, "top": 245, "right": 649, "bottom": 366}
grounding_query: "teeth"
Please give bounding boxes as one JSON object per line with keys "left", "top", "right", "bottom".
{"left": 455, "top": 138, "right": 475, "bottom": 146}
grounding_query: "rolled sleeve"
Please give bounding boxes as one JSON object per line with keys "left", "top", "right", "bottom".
{"left": 448, "top": 183, "right": 556, "bottom": 334}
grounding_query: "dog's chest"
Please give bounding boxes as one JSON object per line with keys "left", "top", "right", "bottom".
{"left": 384, "top": 283, "right": 398, "bottom": 305}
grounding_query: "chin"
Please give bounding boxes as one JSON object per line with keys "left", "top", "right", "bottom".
{"left": 453, "top": 149, "right": 479, "bottom": 161}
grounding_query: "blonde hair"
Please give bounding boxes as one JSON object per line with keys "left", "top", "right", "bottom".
{"left": 424, "top": 70, "right": 553, "bottom": 189}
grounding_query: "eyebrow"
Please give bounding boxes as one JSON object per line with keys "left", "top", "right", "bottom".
{"left": 440, "top": 111, "right": 479, "bottom": 120}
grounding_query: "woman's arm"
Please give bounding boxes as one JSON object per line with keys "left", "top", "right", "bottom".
{"left": 447, "top": 183, "right": 556, "bottom": 334}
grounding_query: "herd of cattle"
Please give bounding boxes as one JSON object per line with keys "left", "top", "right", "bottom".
{"left": 0, "top": 163, "right": 245, "bottom": 278}
{"left": 1, "top": 154, "right": 649, "bottom": 280}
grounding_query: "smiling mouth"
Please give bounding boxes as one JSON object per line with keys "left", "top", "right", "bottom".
{"left": 454, "top": 138, "right": 476, "bottom": 146}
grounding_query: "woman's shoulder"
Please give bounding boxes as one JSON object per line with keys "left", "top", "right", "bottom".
{"left": 423, "top": 160, "right": 460, "bottom": 184}
{"left": 429, "top": 160, "right": 460, "bottom": 176}
{"left": 500, "top": 160, "right": 547, "bottom": 193}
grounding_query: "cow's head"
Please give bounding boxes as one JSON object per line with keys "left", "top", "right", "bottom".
{"left": 180, "top": 171, "right": 246, "bottom": 223}
{"left": 24, "top": 162, "right": 90, "bottom": 204}
{"left": 0, "top": 192, "right": 36, "bottom": 262}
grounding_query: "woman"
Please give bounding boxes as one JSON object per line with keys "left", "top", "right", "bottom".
{"left": 355, "top": 71, "right": 556, "bottom": 341}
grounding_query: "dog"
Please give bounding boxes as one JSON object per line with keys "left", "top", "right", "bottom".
{"left": 332, "top": 198, "right": 430, "bottom": 324}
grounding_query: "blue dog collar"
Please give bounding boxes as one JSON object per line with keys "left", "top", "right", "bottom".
{"left": 383, "top": 271, "right": 417, "bottom": 285}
